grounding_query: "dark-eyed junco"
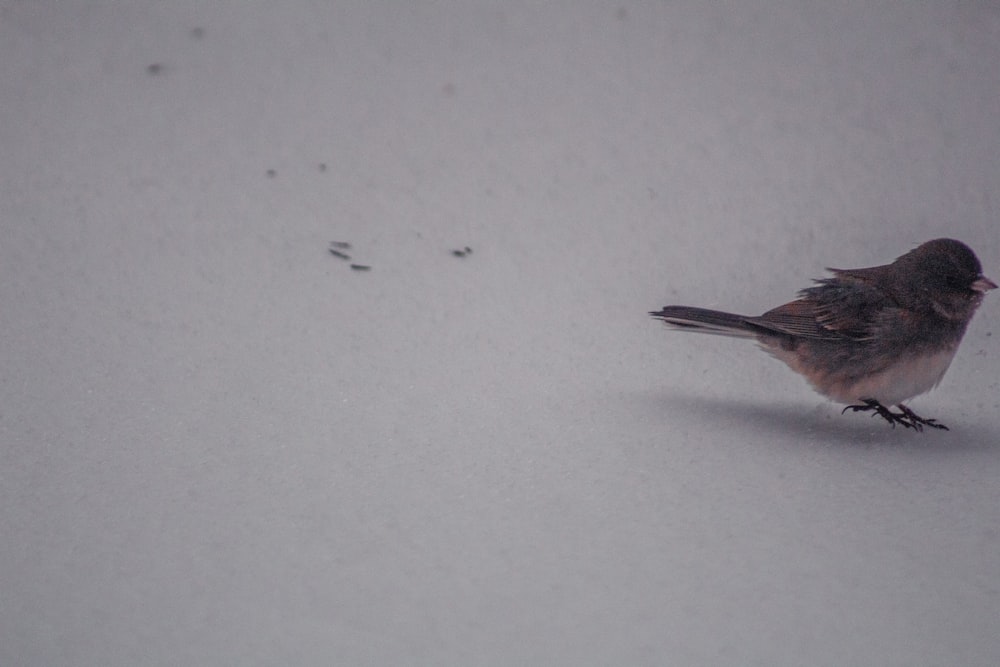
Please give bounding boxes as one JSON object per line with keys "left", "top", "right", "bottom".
{"left": 650, "top": 238, "right": 995, "bottom": 431}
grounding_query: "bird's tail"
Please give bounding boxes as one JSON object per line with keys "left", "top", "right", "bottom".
{"left": 649, "top": 305, "right": 760, "bottom": 338}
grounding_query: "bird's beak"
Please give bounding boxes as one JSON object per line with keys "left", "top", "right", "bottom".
{"left": 973, "top": 275, "right": 998, "bottom": 292}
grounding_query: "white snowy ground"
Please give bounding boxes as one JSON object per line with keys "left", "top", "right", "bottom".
{"left": 2, "top": 2, "right": 999, "bottom": 665}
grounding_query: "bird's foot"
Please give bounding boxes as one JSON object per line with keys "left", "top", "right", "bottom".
{"left": 896, "top": 404, "right": 948, "bottom": 431}
{"left": 842, "top": 399, "right": 947, "bottom": 432}
{"left": 843, "top": 399, "right": 914, "bottom": 429}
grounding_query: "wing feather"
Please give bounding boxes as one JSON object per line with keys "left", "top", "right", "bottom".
{"left": 747, "top": 272, "right": 892, "bottom": 342}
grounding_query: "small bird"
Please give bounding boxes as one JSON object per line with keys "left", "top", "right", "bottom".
{"left": 650, "top": 238, "right": 995, "bottom": 431}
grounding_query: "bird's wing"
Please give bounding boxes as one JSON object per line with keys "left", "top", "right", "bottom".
{"left": 748, "top": 272, "right": 891, "bottom": 341}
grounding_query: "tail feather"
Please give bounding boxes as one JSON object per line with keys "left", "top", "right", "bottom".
{"left": 650, "top": 305, "right": 759, "bottom": 338}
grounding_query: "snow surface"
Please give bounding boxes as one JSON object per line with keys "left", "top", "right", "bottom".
{"left": 2, "top": 2, "right": 999, "bottom": 665}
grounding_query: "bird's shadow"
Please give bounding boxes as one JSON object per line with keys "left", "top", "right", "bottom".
{"left": 643, "top": 390, "right": 1000, "bottom": 450}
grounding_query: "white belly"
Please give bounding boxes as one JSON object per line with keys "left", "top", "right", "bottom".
{"left": 825, "top": 347, "right": 958, "bottom": 405}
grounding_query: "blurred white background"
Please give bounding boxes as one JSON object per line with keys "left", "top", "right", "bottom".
{"left": 2, "top": 2, "right": 999, "bottom": 664}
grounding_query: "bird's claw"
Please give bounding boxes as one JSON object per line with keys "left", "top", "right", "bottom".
{"left": 842, "top": 399, "right": 948, "bottom": 432}
{"left": 896, "top": 404, "right": 949, "bottom": 431}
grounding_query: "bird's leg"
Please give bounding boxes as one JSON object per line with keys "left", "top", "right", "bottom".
{"left": 896, "top": 404, "right": 949, "bottom": 431}
{"left": 842, "top": 398, "right": 918, "bottom": 430}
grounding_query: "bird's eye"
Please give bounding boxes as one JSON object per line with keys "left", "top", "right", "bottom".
{"left": 944, "top": 274, "right": 975, "bottom": 292}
